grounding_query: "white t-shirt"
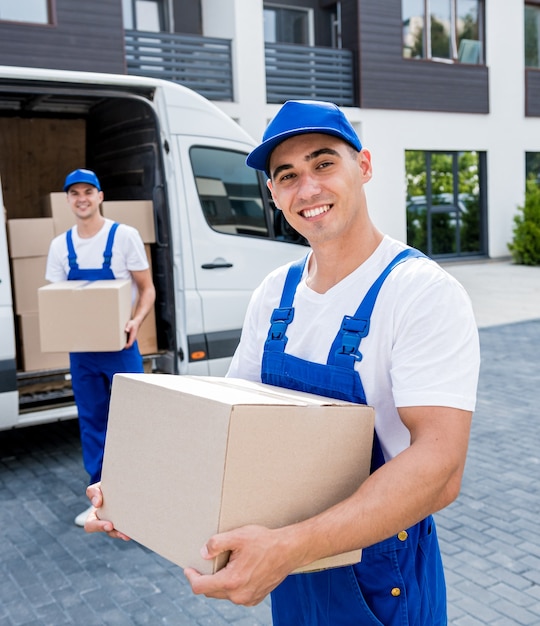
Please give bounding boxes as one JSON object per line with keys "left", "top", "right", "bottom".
{"left": 228, "top": 235, "right": 480, "bottom": 461}
{"left": 45, "top": 218, "right": 149, "bottom": 304}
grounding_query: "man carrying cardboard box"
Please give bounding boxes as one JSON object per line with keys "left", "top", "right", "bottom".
{"left": 86, "top": 102, "right": 480, "bottom": 625}
{"left": 46, "top": 168, "right": 155, "bottom": 527}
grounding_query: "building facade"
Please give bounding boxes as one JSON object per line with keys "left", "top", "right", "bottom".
{"left": 0, "top": 0, "right": 537, "bottom": 259}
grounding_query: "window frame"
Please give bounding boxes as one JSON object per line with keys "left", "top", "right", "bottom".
{"left": 0, "top": 0, "right": 53, "bottom": 25}
{"left": 405, "top": 148, "right": 487, "bottom": 258}
{"left": 402, "top": 0, "right": 485, "bottom": 65}
{"left": 122, "top": 0, "right": 171, "bottom": 33}
{"left": 263, "top": 3, "right": 314, "bottom": 46}
{"left": 189, "top": 145, "right": 273, "bottom": 240}
{"left": 525, "top": 2, "right": 540, "bottom": 69}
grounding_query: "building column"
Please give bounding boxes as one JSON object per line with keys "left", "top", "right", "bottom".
{"left": 201, "top": 0, "right": 267, "bottom": 142}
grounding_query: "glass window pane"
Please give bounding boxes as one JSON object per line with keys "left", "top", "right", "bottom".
{"left": 190, "top": 147, "right": 269, "bottom": 238}
{"left": 135, "top": 0, "right": 162, "bottom": 32}
{"left": 406, "top": 149, "right": 483, "bottom": 256}
{"left": 0, "top": 0, "right": 48, "bottom": 23}
{"left": 402, "top": 0, "right": 424, "bottom": 58}
{"left": 429, "top": 152, "right": 455, "bottom": 255}
{"left": 526, "top": 152, "right": 540, "bottom": 183}
{"left": 264, "top": 6, "right": 310, "bottom": 45}
{"left": 264, "top": 9, "right": 277, "bottom": 43}
{"left": 123, "top": 0, "right": 134, "bottom": 29}
{"left": 525, "top": 5, "right": 540, "bottom": 68}
{"left": 458, "top": 151, "right": 481, "bottom": 253}
{"left": 430, "top": 0, "right": 452, "bottom": 59}
{"left": 457, "top": 0, "right": 482, "bottom": 63}
{"left": 457, "top": 0, "right": 479, "bottom": 40}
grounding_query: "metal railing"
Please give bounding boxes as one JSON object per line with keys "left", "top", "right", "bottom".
{"left": 124, "top": 31, "right": 355, "bottom": 106}
{"left": 265, "top": 42, "right": 355, "bottom": 106}
{"left": 125, "top": 30, "right": 233, "bottom": 101}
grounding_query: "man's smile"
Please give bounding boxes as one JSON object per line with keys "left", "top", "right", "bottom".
{"left": 299, "top": 204, "right": 332, "bottom": 219}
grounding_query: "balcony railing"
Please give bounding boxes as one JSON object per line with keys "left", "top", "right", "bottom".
{"left": 124, "top": 32, "right": 355, "bottom": 106}
{"left": 124, "top": 30, "right": 233, "bottom": 101}
{"left": 265, "top": 42, "right": 355, "bottom": 106}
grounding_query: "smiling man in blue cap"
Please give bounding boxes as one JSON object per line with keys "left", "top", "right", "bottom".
{"left": 46, "top": 168, "right": 155, "bottom": 527}
{"left": 87, "top": 101, "right": 479, "bottom": 625}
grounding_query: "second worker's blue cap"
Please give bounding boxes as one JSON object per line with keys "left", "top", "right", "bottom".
{"left": 63, "top": 168, "right": 101, "bottom": 191}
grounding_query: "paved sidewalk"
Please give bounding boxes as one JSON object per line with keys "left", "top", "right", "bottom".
{"left": 0, "top": 260, "right": 539, "bottom": 625}
{"left": 443, "top": 259, "right": 540, "bottom": 328}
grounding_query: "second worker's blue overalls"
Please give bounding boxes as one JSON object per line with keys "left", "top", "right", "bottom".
{"left": 67, "top": 223, "right": 143, "bottom": 485}
{"left": 262, "top": 249, "right": 447, "bottom": 626}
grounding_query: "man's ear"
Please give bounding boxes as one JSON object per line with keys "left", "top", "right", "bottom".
{"left": 358, "top": 149, "right": 372, "bottom": 180}
{"left": 267, "top": 179, "right": 280, "bottom": 209}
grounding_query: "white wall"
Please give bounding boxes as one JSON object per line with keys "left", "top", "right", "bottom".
{"left": 207, "top": 1, "right": 534, "bottom": 259}
{"left": 201, "top": 0, "right": 266, "bottom": 139}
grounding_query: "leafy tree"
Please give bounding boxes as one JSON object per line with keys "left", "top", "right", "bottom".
{"left": 508, "top": 177, "right": 540, "bottom": 265}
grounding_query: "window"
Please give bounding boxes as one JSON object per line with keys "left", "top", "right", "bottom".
{"left": 525, "top": 4, "right": 540, "bottom": 67}
{"left": 406, "top": 150, "right": 485, "bottom": 257}
{"left": 526, "top": 152, "right": 540, "bottom": 183}
{"left": 264, "top": 4, "right": 313, "bottom": 45}
{"left": 402, "top": 0, "right": 483, "bottom": 64}
{"left": 0, "top": 0, "right": 49, "bottom": 24}
{"left": 123, "top": 0, "right": 168, "bottom": 32}
{"left": 190, "top": 147, "right": 270, "bottom": 238}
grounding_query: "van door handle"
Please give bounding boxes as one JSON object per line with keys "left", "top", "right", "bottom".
{"left": 201, "top": 261, "right": 233, "bottom": 269}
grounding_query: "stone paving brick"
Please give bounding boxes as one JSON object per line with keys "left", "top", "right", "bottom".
{"left": 0, "top": 319, "right": 538, "bottom": 624}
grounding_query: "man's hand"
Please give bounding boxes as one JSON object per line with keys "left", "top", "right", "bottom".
{"left": 124, "top": 318, "right": 141, "bottom": 349}
{"left": 84, "top": 483, "right": 131, "bottom": 541}
{"left": 184, "top": 525, "right": 295, "bottom": 606}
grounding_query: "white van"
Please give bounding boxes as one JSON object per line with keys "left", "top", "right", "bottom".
{"left": 0, "top": 66, "right": 307, "bottom": 430}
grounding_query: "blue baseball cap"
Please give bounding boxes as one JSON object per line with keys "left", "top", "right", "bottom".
{"left": 63, "top": 168, "right": 101, "bottom": 191}
{"left": 246, "top": 100, "right": 362, "bottom": 175}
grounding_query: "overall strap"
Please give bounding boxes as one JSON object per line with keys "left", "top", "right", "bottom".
{"left": 66, "top": 229, "right": 78, "bottom": 270}
{"left": 329, "top": 248, "right": 427, "bottom": 367}
{"left": 102, "top": 222, "right": 119, "bottom": 269}
{"left": 264, "top": 254, "right": 309, "bottom": 353}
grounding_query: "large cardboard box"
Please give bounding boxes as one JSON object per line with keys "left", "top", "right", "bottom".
{"left": 7, "top": 218, "right": 55, "bottom": 258}
{"left": 42, "top": 192, "right": 76, "bottom": 235}
{"left": 136, "top": 305, "right": 158, "bottom": 355}
{"left": 38, "top": 279, "right": 132, "bottom": 352}
{"left": 100, "top": 374, "right": 375, "bottom": 575}
{"left": 135, "top": 244, "right": 157, "bottom": 355}
{"left": 102, "top": 200, "right": 156, "bottom": 243}
{"left": 18, "top": 313, "right": 70, "bottom": 371}
{"left": 11, "top": 256, "right": 48, "bottom": 313}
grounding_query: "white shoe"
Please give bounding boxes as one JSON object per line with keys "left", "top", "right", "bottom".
{"left": 74, "top": 505, "right": 94, "bottom": 527}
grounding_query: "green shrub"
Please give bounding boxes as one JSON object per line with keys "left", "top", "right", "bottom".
{"left": 508, "top": 177, "right": 540, "bottom": 265}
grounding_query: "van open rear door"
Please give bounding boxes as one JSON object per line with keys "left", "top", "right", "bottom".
{"left": 0, "top": 175, "right": 19, "bottom": 427}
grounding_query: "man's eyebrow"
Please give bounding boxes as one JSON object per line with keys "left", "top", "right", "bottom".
{"left": 271, "top": 147, "right": 341, "bottom": 180}
{"left": 271, "top": 163, "right": 293, "bottom": 180}
{"left": 308, "top": 147, "right": 340, "bottom": 160}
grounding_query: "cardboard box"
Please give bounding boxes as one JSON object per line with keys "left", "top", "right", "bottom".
{"left": 136, "top": 301, "right": 158, "bottom": 355}
{"left": 38, "top": 279, "right": 132, "bottom": 352}
{"left": 18, "top": 312, "right": 70, "bottom": 371}
{"left": 102, "top": 200, "right": 155, "bottom": 243}
{"left": 135, "top": 244, "right": 157, "bottom": 355}
{"left": 100, "top": 375, "right": 375, "bottom": 575}
{"left": 11, "top": 256, "right": 48, "bottom": 313}
{"left": 42, "top": 192, "right": 76, "bottom": 235}
{"left": 7, "top": 218, "right": 55, "bottom": 258}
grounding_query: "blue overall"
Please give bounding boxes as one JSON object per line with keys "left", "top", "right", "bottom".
{"left": 262, "top": 249, "right": 447, "bottom": 626}
{"left": 67, "top": 223, "right": 143, "bottom": 485}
